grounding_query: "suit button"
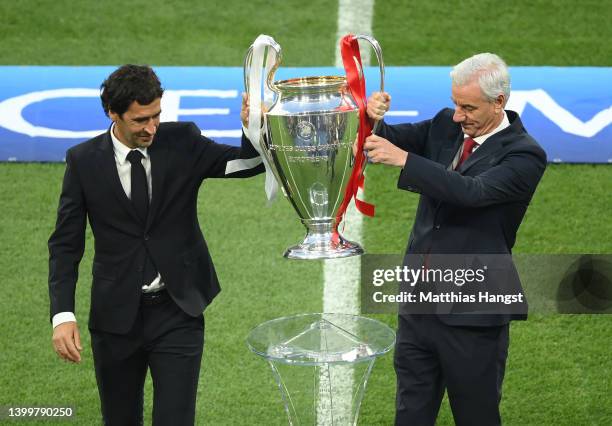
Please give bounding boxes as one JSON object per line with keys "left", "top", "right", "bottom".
{"left": 434, "top": 225, "right": 441, "bottom": 230}
{"left": 144, "top": 234, "right": 150, "bottom": 241}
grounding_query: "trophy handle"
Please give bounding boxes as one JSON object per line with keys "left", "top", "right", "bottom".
{"left": 351, "top": 34, "right": 385, "bottom": 134}
{"left": 243, "top": 45, "right": 254, "bottom": 94}
{"left": 265, "top": 43, "right": 282, "bottom": 97}
{"left": 243, "top": 38, "right": 283, "bottom": 106}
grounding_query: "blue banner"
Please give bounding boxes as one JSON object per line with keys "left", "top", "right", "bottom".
{"left": 0, "top": 66, "right": 610, "bottom": 163}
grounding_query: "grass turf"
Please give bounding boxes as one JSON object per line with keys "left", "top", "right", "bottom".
{"left": 1, "top": 164, "right": 610, "bottom": 425}
{"left": 0, "top": 0, "right": 611, "bottom": 424}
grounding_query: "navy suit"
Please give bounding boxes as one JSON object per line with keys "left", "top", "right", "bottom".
{"left": 377, "top": 109, "right": 546, "bottom": 425}
{"left": 48, "top": 122, "right": 264, "bottom": 425}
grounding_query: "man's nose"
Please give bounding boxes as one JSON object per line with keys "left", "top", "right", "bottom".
{"left": 452, "top": 107, "right": 465, "bottom": 123}
{"left": 144, "top": 120, "right": 157, "bottom": 135}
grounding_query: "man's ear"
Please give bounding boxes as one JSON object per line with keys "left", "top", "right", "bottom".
{"left": 108, "top": 110, "right": 119, "bottom": 122}
{"left": 495, "top": 94, "right": 505, "bottom": 113}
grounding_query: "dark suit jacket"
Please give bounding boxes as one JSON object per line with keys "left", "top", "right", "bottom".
{"left": 378, "top": 109, "right": 547, "bottom": 326}
{"left": 48, "top": 122, "right": 264, "bottom": 334}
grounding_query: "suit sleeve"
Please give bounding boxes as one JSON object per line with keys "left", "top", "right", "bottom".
{"left": 398, "top": 145, "right": 547, "bottom": 207}
{"left": 377, "top": 118, "right": 432, "bottom": 156}
{"left": 187, "top": 122, "right": 265, "bottom": 180}
{"left": 48, "top": 149, "right": 87, "bottom": 320}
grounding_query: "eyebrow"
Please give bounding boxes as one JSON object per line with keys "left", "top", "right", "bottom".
{"left": 132, "top": 110, "right": 162, "bottom": 122}
{"left": 450, "top": 97, "right": 476, "bottom": 109}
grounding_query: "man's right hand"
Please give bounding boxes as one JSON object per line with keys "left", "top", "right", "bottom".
{"left": 366, "top": 91, "right": 391, "bottom": 123}
{"left": 52, "top": 321, "right": 82, "bottom": 363}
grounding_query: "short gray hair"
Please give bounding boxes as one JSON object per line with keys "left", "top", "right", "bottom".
{"left": 450, "top": 53, "right": 511, "bottom": 104}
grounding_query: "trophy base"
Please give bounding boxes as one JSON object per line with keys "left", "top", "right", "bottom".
{"left": 284, "top": 229, "right": 364, "bottom": 260}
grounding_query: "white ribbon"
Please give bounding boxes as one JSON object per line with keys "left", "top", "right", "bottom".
{"left": 246, "top": 34, "right": 279, "bottom": 203}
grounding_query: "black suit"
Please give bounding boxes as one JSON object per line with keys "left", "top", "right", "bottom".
{"left": 377, "top": 109, "right": 546, "bottom": 425}
{"left": 48, "top": 121, "right": 264, "bottom": 424}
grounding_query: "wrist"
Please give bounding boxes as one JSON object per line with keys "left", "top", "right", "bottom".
{"left": 399, "top": 151, "right": 409, "bottom": 168}
{"left": 52, "top": 312, "right": 77, "bottom": 329}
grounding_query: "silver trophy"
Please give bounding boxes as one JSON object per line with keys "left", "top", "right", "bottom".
{"left": 244, "top": 35, "right": 384, "bottom": 260}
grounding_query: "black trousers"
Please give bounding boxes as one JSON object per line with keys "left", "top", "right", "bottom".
{"left": 394, "top": 315, "right": 509, "bottom": 426}
{"left": 90, "top": 292, "right": 204, "bottom": 426}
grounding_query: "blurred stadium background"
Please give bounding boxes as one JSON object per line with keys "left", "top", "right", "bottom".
{"left": 0, "top": 0, "right": 611, "bottom": 424}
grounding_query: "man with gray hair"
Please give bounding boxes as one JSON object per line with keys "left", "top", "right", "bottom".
{"left": 365, "top": 53, "right": 546, "bottom": 425}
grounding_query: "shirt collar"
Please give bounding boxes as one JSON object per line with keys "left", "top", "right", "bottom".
{"left": 466, "top": 111, "right": 510, "bottom": 146}
{"left": 110, "top": 123, "right": 148, "bottom": 164}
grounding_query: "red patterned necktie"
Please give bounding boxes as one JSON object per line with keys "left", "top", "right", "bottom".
{"left": 455, "top": 137, "right": 477, "bottom": 169}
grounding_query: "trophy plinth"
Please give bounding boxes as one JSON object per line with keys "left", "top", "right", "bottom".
{"left": 247, "top": 313, "right": 395, "bottom": 425}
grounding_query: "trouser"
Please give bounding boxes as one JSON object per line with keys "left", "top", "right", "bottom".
{"left": 394, "top": 314, "right": 509, "bottom": 426}
{"left": 90, "top": 291, "right": 204, "bottom": 426}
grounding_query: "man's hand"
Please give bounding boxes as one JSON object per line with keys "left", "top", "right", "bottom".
{"left": 364, "top": 134, "right": 408, "bottom": 168}
{"left": 240, "top": 92, "right": 249, "bottom": 128}
{"left": 241, "top": 92, "right": 268, "bottom": 129}
{"left": 366, "top": 91, "right": 391, "bottom": 123}
{"left": 52, "top": 321, "right": 82, "bottom": 363}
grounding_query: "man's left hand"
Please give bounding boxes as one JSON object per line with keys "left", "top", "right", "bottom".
{"left": 366, "top": 91, "right": 391, "bottom": 123}
{"left": 364, "top": 134, "right": 408, "bottom": 168}
{"left": 240, "top": 93, "right": 249, "bottom": 128}
{"left": 241, "top": 92, "right": 268, "bottom": 130}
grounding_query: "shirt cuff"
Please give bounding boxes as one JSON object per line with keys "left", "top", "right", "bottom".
{"left": 52, "top": 312, "right": 77, "bottom": 329}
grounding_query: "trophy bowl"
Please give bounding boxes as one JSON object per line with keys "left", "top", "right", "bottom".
{"left": 265, "top": 75, "right": 361, "bottom": 259}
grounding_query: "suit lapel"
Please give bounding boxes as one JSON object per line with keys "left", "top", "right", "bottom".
{"left": 458, "top": 134, "right": 504, "bottom": 173}
{"left": 146, "top": 134, "right": 168, "bottom": 231}
{"left": 438, "top": 132, "right": 463, "bottom": 169}
{"left": 96, "top": 130, "right": 142, "bottom": 224}
{"left": 458, "top": 109, "right": 522, "bottom": 174}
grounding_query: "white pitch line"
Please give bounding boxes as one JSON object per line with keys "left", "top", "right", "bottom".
{"left": 318, "top": 0, "right": 375, "bottom": 424}
{"left": 334, "top": 0, "right": 376, "bottom": 68}
{"left": 326, "top": 0, "right": 374, "bottom": 320}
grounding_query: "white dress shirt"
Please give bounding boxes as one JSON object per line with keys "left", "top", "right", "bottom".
{"left": 450, "top": 111, "right": 510, "bottom": 170}
{"left": 52, "top": 124, "right": 165, "bottom": 329}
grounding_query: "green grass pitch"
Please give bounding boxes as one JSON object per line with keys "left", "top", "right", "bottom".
{"left": 0, "top": 1, "right": 611, "bottom": 424}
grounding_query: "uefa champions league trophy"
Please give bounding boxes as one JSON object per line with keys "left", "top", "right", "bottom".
{"left": 244, "top": 34, "right": 384, "bottom": 260}
{"left": 247, "top": 313, "right": 395, "bottom": 425}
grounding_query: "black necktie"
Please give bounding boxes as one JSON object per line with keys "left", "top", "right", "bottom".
{"left": 126, "top": 150, "right": 149, "bottom": 222}
{"left": 126, "top": 150, "right": 157, "bottom": 287}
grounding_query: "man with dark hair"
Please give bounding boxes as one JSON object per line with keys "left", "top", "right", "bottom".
{"left": 49, "top": 64, "right": 263, "bottom": 425}
{"left": 365, "top": 53, "right": 547, "bottom": 425}
{"left": 100, "top": 64, "right": 164, "bottom": 120}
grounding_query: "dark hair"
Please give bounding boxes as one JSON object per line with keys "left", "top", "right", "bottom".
{"left": 100, "top": 64, "right": 164, "bottom": 117}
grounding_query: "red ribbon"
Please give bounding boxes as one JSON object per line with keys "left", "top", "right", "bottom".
{"left": 335, "top": 34, "right": 376, "bottom": 228}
